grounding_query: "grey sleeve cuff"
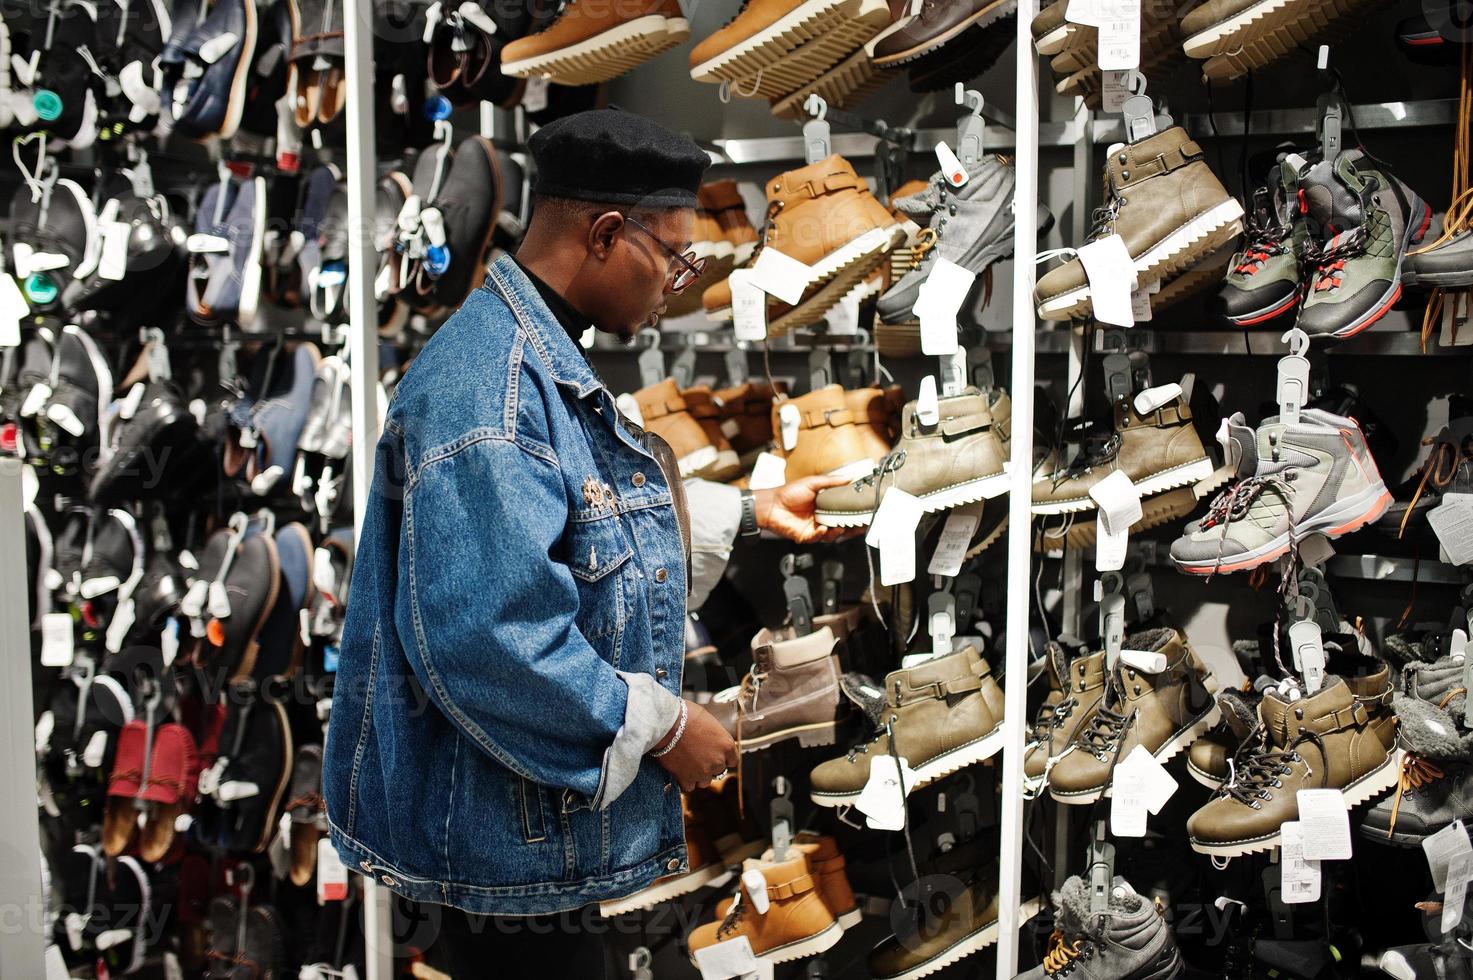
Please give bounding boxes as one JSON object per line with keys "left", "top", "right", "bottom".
{"left": 682, "top": 479, "right": 743, "bottom": 611}
{"left": 594, "top": 671, "right": 684, "bottom": 810}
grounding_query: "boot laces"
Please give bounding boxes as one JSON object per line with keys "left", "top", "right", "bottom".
{"left": 1304, "top": 182, "right": 1378, "bottom": 293}
{"left": 1085, "top": 195, "right": 1123, "bottom": 241}
{"left": 1042, "top": 930, "right": 1087, "bottom": 974}
{"left": 1200, "top": 472, "right": 1294, "bottom": 531}
{"left": 716, "top": 892, "right": 747, "bottom": 939}
{"left": 1224, "top": 730, "right": 1326, "bottom": 806}
{"left": 1235, "top": 187, "right": 1290, "bottom": 276}
{"left": 1387, "top": 753, "right": 1445, "bottom": 838}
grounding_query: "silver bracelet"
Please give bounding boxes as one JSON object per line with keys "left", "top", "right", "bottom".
{"left": 650, "top": 700, "right": 688, "bottom": 758}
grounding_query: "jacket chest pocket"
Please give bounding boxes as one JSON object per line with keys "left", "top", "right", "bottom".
{"left": 563, "top": 513, "right": 633, "bottom": 644}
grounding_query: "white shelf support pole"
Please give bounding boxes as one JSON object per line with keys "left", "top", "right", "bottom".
{"left": 996, "top": 0, "right": 1041, "bottom": 975}
{"left": 0, "top": 459, "right": 44, "bottom": 976}
{"left": 343, "top": 0, "right": 389, "bottom": 975}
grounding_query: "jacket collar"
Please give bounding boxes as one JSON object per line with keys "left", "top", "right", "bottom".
{"left": 485, "top": 253, "right": 602, "bottom": 400}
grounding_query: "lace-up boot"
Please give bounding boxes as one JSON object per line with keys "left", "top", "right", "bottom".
{"left": 1215, "top": 153, "right": 1309, "bottom": 327}
{"left": 1186, "top": 686, "right": 1264, "bottom": 790}
{"left": 707, "top": 625, "right": 847, "bottom": 752}
{"left": 1049, "top": 629, "right": 1218, "bottom": 805}
{"left": 771, "top": 384, "right": 893, "bottom": 482}
{"left": 1014, "top": 875, "right": 1182, "bottom": 979}
{"left": 1024, "top": 642, "right": 1108, "bottom": 793}
{"left": 686, "top": 850, "right": 843, "bottom": 965}
{"left": 1187, "top": 669, "right": 1398, "bottom": 857}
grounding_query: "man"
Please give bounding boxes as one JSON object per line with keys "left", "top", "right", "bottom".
{"left": 323, "top": 109, "right": 850, "bottom": 977}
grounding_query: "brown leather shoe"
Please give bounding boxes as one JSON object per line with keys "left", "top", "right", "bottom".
{"left": 701, "top": 179, "right": 760, "bottom": 263}
{"left": 872, "top": 0, "right": 1014, "bottom": 65}
{"left": 501, "top": 0, "right": 689, "bottom": 85}
{"left": 773, "top": 385, "right": 893, "bottom": 482}
{"left": 681, "top": 386, "right": 742, "bottom": 481}
{"left": 687, "top": 851, "right": 843, "bottom": 964}
{"left": 761, "top": 154, "right": 905, "bottom": 275}
{"left": 810, "top": 645, "right": 1005, "bottom": 806}
{"left": 689, "top": 0, "right": 892, "bottom": 93}
{"left": 1023, "top": 644, "right": 1107, "bottom": 792}
{"left": 1034, "top": 126, "right": 1243, "bottom": 321}
{"left": 1187, "top": 668, "right": 1399, "bottom": 857}
{"left": 632, "top": 378, "right": 725, "bottom": 477}
{"left": 715, "top": 381, "right": 784, "bottom": 465}
{"left": 708, "top": 625, "right": 847, "bottom": 752}
{"left": 753, "top": 832, "right": 861, "bottom": 929}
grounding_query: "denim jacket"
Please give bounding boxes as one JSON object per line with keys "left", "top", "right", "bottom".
{"left": 324, "top": 255, "right": 695, "bottom": 915}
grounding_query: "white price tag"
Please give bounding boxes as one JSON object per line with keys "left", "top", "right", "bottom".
{"left": 0, "top": 274, "right": 27, "bottom": 347}
{"left": 1124, "top": 744, "right": 1176, "bottom": 809}
{"left": 40, "top": 612, "right": 74, "bottom": 667}
{"left": 1101, "top": 70, "right": 1129, "bottom": 113}
{"left": 1446, "top": 851, "right": 1473, "bottom": 935}
{"left": 747, "top": 452, "right": 787, "bottom": 491}
{"left": 1296, "top": 788, "right": 1353, "bottom": 860}
{"left": 1109, "top": 761, "right": 1149, "bottom": 837}
{"left": 317, "top": 838, "right": 348, "bottom": 903}
{"left": 748, "top": 247, "right": 814, "bottom": 306}
{"left": 866, "top": 488, "right": 924, "bottom": 586}
{"left": 1429, "top": 494, "right": 1473, "bottom": 566}
{"left": 1425, "top": 820, "right": 1473, "bottom": 892}
{"left": 827, "top": 286, "right": 861, "bottom": 335}
{"left": 694, "top": 936, "right": 766, "bottom": 980}
{"left": 856, "top": 754, "right": 918, "bottom": 831}
{"left": 729, "top": 270, "right": 768, "bottom": 342}
{"left": 1280, "top": 822, "right": 1322, "bottom": 904}
{"left": 1296, "top": 533, "right": 1335, "bottom": 569}
{"left": 99, "top": 221, "right": 130, "bottom": 281}
{"left": 521, "top": 75, "right": 549, "bottom": 112}
{"left": 1065, "top": 0, "right": 1102, "bottom": 24}
{"left": 1130, "top": 287, "right": 1152, "bottom": 322}
{"left": 927, "top": 508, "right": 980, "bottom": 577}
{"left": 1097, "top": 0, "right": 1141, "bottom": 70}
{"left": 934, "top": 141, "right": 969, "bottom": 187}
{"left": 914, "top": 257, "right": 973, "bottom": 355}
{"left": 1075, "top": 235, "right": 1137, "bottom": 327}
{"left": 1088, "top": 470, "right": 1142, "bottom": 572}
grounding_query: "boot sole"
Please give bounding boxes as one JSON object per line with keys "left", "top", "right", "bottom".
{"left": 598, "top": 860, "right": 726, "bottom": 917}
{"left": 1033, "top": 22, "right": 1084, "bottom": 56}
{"left": 965, "top": 512, "right": 1009, "bottom": 559}
{"left": 1173, "top": 482, "right": 1393, "bottom": 576}
{"left": 1196, "top": 0, "right": 1381, "bottom": 80}
{"left": 815, "top": 467, "right": 1011, "bottom": 528}
{"left": 1049, "top": 702, "right": 1220, "bottom": 804}
{"left": 1030, "top": 455, "right": 1215, "bottom": 516}
{"left": 810, "top": 721, "right": 1007, "bottom": 807}
{"left": 216, "top": 0, "right": 259, "bottom": 141}
{"left": 1034, "top": 474, "right": 1226, "bottom": 552}
{"left": 769, "top": 47, "right": 891, "bottom": 119}
{"left": 691, "top": 0, "right": 890, "bottom": 90}
{"left": 1315, "top": 196, "right": 1432, "bottom": 341}
{"left": 502, "top": 16, "right": 689, "bottom": 85}
{"left": 766, "top": 225, "right": 907, "bottom": 337}
{"left": 1225, "top": 288, "right": 1299, "bottom": 327}
{"left": 872, "top": 0, "right": 1016, "bottom": 66}
{"left": 737, "top": 719, "right": 841, "bottom": 753}
{"left": 872, "top": 896, "right": 1045, "bottom": 980}
{"left": 1037, "top": 199, "right": 1245, "bottom": 321}
{"left": 1185, "top": 758, "right": 1227, "bottom": 791}
{"left": 1190, "top": 749, "right": 1401, "bottom": 857}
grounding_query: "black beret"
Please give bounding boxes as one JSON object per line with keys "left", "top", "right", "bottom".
{"left": 529, "top": 108, "right": 711, "bottom": 209}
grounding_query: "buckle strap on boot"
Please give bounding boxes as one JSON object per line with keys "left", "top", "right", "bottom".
{"left": 767, "top": 872, "right": 817, "bottom": 900}
{"left": 1119, "top": 139, "right": 1205, "bottom": 186}
{"left": 1120, "top": 399, "right": 1190, "bottom": 428}
{"left": 801, "top": 406, "right": 855, "bottom": 429}
{"left": 894, "top": 671, "right": 984, "bottom": 706}
{"left": 785, "top": 171, "right": 863, "bottom": 200}
{"left": 641, "top": 392, "right": 689, "bottom": 422}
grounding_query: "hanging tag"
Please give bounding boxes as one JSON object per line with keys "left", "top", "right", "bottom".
{"left": 1288, "top": 619, "right": 1325, "bottom": 694}
{"left": 866, "top": 489, "right": 924, "bottom": 586}
{"left": 748, "top": 247, "right": 815, "bottom": 306}
{"left": 693, "top": 935, "right": 764, "bottom": 980}
{"left": 522, "top": 76, "right": 549, "bottom": 113}
{"left": 1446, "top": 851, "right": 1473, "bottom": 935}
{"left": 1280, "top": 822, "right": 1322, "bottom": 904}
{"left": 317, "top": 838, "right": 348, "bottom": 903}
{"left": 1101, "top": 70, "right": 1130, "bottom": 113}
{"left": 0, "top": 274, "right": 28, "bottom": 347}
{"left": 119, "top": 382, "right": 146, "bottom": 421}
{"left": 1429, "top": 494, "right": 1473, "bottom": 566}
{"left": 1109, "top": 754, "right": 1150, "bottom": 837}
{"left": 741, "top": 868, "right": 770, "bottom": 914}
{"left": 729, "top": 270, "right": 767, "bottom": 342}
{"left": 748, "top": 451, "right": 787, "bottom": 491}
{"left": 916, "top": 376, "right": 940, "bottom": 427}
{"left": 856, "top": 754, "right": 917, "bottom": 831}
{"left": 1130, "top": 287, "right": 1152, "bottom": 322}
{"left": 1065, "top": 0, "right": 1102, "bottom": 23}
{"left": 99, "top": 221, "right": 130, "bottom": 281}
{"left": 1297, "top": 534, "right": 1335, "bottom": 569}
{"left": 928, "top": 592, "right": 956, "bottom": 656}
{"left": 40, "top": 612, "right": 74, "bottom": 667}
{"left": 1075, "top": 235, "right": 1137, "bottom": 327}
{"left": 1425, "top": 820, "right": 1473, "bottom": 892}
{"left": 1296, "top": 789, "right": 1353, "bottom": 860}
{"left": 914, "top": 258, "right": 972, "bottom": 355}
{"left": 1088, "top": 470, "right": 1143, "bottom": 572}
{"left": 826, "top": 286, "right": 861, "bottom": 334}
{"left": 934, "top": 141, "right": 968, "bottom": 188}
{"left": 928, "top": 507, "right": 981, "bottom": 577}
{"left": 1097, "top": 0, "right": 1141, "bottom": 70}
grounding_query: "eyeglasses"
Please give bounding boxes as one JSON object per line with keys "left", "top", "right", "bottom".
{"left": 624, "top": 216, "right": 707, "bottom": 293}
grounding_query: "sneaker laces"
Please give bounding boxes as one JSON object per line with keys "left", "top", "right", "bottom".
{"left": 1399, "top": 437, "right": 1473, "bottom": 538}
{"left": 1196, "top": 471, "right": 1297, "bottom": 576}
{"left": 1303, "top": 181, "right": 1378, "bottom": 294}
{"left": 1387, "top": 752, "right": 1445, "bottom": 839}
{"left": 1234, "top": 187, "right": 1290, "bottom": 277}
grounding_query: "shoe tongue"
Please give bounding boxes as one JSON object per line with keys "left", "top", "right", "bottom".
{"left": 1216, "top": 412, "right": 1257, "bottom": 479}
{"left": 1301, "top": 153, "right": 1367, "bottom": 234}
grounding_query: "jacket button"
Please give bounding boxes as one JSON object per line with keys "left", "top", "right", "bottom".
{"left": 667, "top": 858, "right": 680, "bottom": 871}
{"left": 656, "top": 667, "right": 668, "bottom": 679}
{"left": 360, "top": 861, "right": 372, "bottom": 872}
{"left": 655, "top": 568, "right": 668, "bottom": 583}
{"left": 632, "top": 472, "right": 646, "bottom": 487}
{"left": 380, "top": 874, "right": 397, "bottom": 886}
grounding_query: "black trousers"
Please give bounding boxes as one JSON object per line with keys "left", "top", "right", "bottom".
{"left": 435, "top": 905, "right": 608, "bottom": 980}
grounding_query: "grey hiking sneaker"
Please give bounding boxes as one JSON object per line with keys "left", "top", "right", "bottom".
{"left": 1215, "top": 152, "right": 1308, "bottom": 327}
{"left": 1297, "top": 150, "right": 1431, "bottom": 340}
{"left": 1376, "top": 942, "right": 1473, "bottom": 979}
{"left": 1169, "top": 408, "right": 1391, "bottom": 575}
{"left": 1015, "top": 875, "right": 1182, "bottom": 980}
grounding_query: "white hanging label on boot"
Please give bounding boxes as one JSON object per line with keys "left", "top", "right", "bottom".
{"left": 1109, "top": 744, "right": 1178, "bottom": 837}
{"left": 1065, "top": 0, "right": 1103, "bottom": 24}
{"left": 914, "top": 257, "right": 972, "bottom": 355}
{"left": 522, "top": 76, "right": 549, "bottom": 113}
{"left": 1445, "top": 851, "right": 1473, "bottom": 935}
{"left": 1075, "top": 235, "right": 1137, "bottom": 327}
{"left": 1097, "top": 0, "right": 1141, "bottom": 70}
{"left": 1280, "top": 822, "right": 1322, "bottom": 904}
{"left": 867, "top": 489, "right": 924, "bottom": 586}
{"left": 934, "top": 141, "right": 969, "bottom": 187}
{"left": 1429, "top": 493, "right": 1473, "bottom": 566}
{"left": 1130, "top": 287, "right": 1152, "bottom": 322}
{"left": 1296, "top": 789, "right": 1353, "bottom": 860}
{"left": 927, "top": 507, "right": 981, "bottom": 577}
{"left": 857, "top": 754, "right": 918, "bottom": 831}
{"left": 1424, "top": 820, "right": 1473, "bottom": 892}
{"left": 1088, "top": 470, "right": 1142, "bottom": 572}
{"left": 747, "top": 452, "right": 787, "bottom": 491}
{"left": 694, "top": 935, "right": 766, "bottom": 980}
{"left": 748, "top": 247, "right": 813, "bottom": 306}
{"left": 1101, "top": 70, "right": 1130, "bottom": 112}
{"left": 729, "top": 270, "right": 768, "bottom": 342}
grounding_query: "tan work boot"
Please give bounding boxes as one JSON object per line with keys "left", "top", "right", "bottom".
{"left": 1186, "top": 685, "right": 1264, "bottom": 790}
{"left": 1031, "top": 380, "right": 1215, "bottom": 516}
{"left": 1034, "top": 126, "right": 1243, "bottom": 321}
{"left": 759, "top": 154, "right": 905, "bottom": 282}
{"left": 752, "top": 833, "right": 861, "bottom": 929}
{"left": 687, "top": 851, "right": 843, "bottom": 965}
{"left": 1023, "top": 644, "right": 1108, "bottom": 793}
{"left": 1187, "top": 668, "right": 1399, "bottom": 857}
{"left": 1049, "top": 629, "right": 1219, "bottom": 805}
{"left": 708, "top": 626, "right": 847, "bottom": 752}
{"left": 701, "top": 180, "right": 759, "bottom": 264}
{"left": 814, "top": 387, "right": 1010, "bottom": 527}
{"left": 772, "top": 385, "right": 893, "bottom": 482}
{"left": 810, "top": 645, "right": 1005, "bottom": 806}
{"left": 714, "top": 381, "right": 783, "bottom": 467}
{"left": 501, "top": 0, "right": 689, "bottom": 85}
{"left": 599, "top": 793, "right": 725, "bottom": 916}
{"left": 631, "top": 378, "right": 723, "bottom": 478}
{"left": 689, "top": 0, "right": 892, "bottom": 93}
{"left": 680, "top": 386, "right": 742, "bottom": 481}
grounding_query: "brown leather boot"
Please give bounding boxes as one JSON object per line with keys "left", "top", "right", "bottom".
{"left": 714, "top": 381, "right": 784, "bottom": 465}
{"left": 1187, "top": 669, "right": 1399, "bottom": 857}
{"left": 689, "top": 0, "right": 892, "bottom": 95}
{"left": 760, "top": 154, "right": 904, "bottom": 278}
{"left": 632, "top": 379, "right": 722, "bottom": 478}
{"left": 688, "top": 775, "right": 766, "bottom": 867}
{"left": 599, "top": 793, "right": 725, "bottom": 916}
{"left": 1024, "top": 644, "right": 1108, "bottom": 791}
{"left": 687, "top": 851, "right": 843, "bottom": 964}
{"left": 774, "top": 385, "right": 893, "bottom": 482}
{"left": 708, "top": 625, "right": 847, "bottom": 752}
{"left": 810, "top": 645, "right": 1005, "bottom": 806}
{"left": 680, "top": 386, "right": 742, "bottom": 481}
{"left": 701, "top": 179, "right": 759, "bottom": 264}
{"left": 1035, "top": 126, "right": 1243, "bottom": 321}
{"left": 743, "top": 833, "right": 861, "bottom": 929}
{"left": 501, "top": 0, "right": 689, "bottom": 85}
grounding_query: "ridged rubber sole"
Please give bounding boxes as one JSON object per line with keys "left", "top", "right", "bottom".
{"left": 1157, "top": 247, "right": 1234, "bottom": 313}
{"left": 1030, "top": 455, "right": 1215, "bottom": 516}
{"left": 872, "top": 0, "right": 1015, "bottom": 65}
{"left": 811, "top": 722, "right": 1006, "bottom": 807}
{"left": 502, "top": 15, "right": 688, "bottom": 84}
{"left": 1033, "top": 21, "right": 1084, "bottom": 56}
{"left": 875, "top": 320, "right": 923, "bottom": 358}
{"left": 691, "top": 0, "right": 890, "bottom": 91}
{"left": 965, "top": 512, "right": 1008, "bottom": 559}
{"left": 766, "top": 225, "right": 906, "bottom": 337}
{"left": 1034, "top": 481, "right": 1203, "bottom": 552}
{"left": 1189, "top": 750, "right": 1401, "bottom": 857}
{"left": 815, "top": 468, "right": 1011, "bottom": 527}
{"left": 769, "top": 47, "right": 892, "bottom": 119}
{"left": 736, "top": 719, "right": 840, "bottom": 753}
{"left": 1037, "top": 200, "right": 1245, "bottom": 321}
{"left": 874, "top": 896, "right": 1045, "bottom": 980}
{"left": 1195, "top": 0, "right": 1379, "bottom": 80}
{"left": 1049, "top": 702, "right": 1220, "bottom": 805}
{"left": 1184, "top": 0, "right": 1365, "bottom": 58}
{"left": 598, "top": 860, "right": 726, "bottom": 917}
{"left": 1186, "top": 758, "right": 1226, "bottom": 791}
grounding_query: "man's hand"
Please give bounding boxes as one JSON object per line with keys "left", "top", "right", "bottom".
{"left": 651, "top": 700, "right": 739, "bottom": 793}
{"left": 753, "top": 475, "right": 865, "bottom": 545}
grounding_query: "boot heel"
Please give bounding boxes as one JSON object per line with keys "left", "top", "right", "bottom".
{"left": 796, "top": 725, "right": 838, "bottom": 748}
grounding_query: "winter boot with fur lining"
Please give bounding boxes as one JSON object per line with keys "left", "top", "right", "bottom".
{"left": 1016, "top": 875, "right": 1182, "bottom": 980}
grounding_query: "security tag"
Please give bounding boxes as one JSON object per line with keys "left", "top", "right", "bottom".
{"left": 83, "top": 730, "right": 109, "bottom": 769}
{"left": 1296, "top": 788, "right": 1353, "bottom": 860}
{"left": 317, "top": 838, "right": 348, "bottom": 903}
{"left": 856, "top": 753, "right": 917, "bottom": 831}
{"left": 1118, "top": 648, "right": 1167, "bottom": 674}
{"left": 0, "top": 274, "right": 27, "bottom": 347}
{"left": 915, "top": 257, "right": 972, "bottom": 355}
{"left": 693, "top": 935, "right": 766, "bottom": 980}
{"left": 916, "top": 375, "right": 940, "bottom": 427}
{"left": 1425, "top": 820, "right": 1473, "bottom": 891}
{"left": 1288, "top": 619, "right": 1325, "bottom": 694}
{"left": 866, "top": 489, "right": 923, "bottom": 586}
{"left": 99, "top": 221, "right": 130, "bottom": 281}
{"left": 927, "top": 506, "right": 981, "bottom": 577}
{"left": 522, "top": 76, "right": 549, "bottom": 113}
{"left": 105, "top": 598, "right": 136, "bottom": 653}
{"left": 1446, "top": 851, "right": 1473, "bottom": 935}
{"left": 1429, "top": 494, "right": 1473, "bottom": 566}
{"left": 119, "top": 382, "right": 146, "bottom": 421}
{"left": 1088, "top": 470, "right": 1142, "bottom": 572}
{"left": 748, "top": 247, "right": 814, "bottom": 306}
{"left": 928, "top": 591, "right": 956, "bottom": 656}
{"left": 729, "top": 270, "right": 767, "bottom": 342}
{"left": 1097, "top": 0, "right": 1141, "bottom": 70}
{"left": 1075, "top": 235, "right": 1137, "bottom": 326}
{"left": 778, "top": 402, "right": 801, "bottom": 451}
{"left": 934, "top": 140, "right": 968, "bottom": 187}
{"left": 748, "top": 452, "right": 787, "bottom": 491}
{"left": 161, "top": 617, "right": 180, "bottom": 667}
{"left": 1101, "top": 70, "right": 1130, "bottom": 112}
{"left": 208, "top": 580, "right": 232, "bottom": 620}
{"left": 267, "top": 813, "right": 292, "bottom": 880}
{"left": 741, "top": 868, "right": 770, "bottom": 914}
{"left": 1280, "top": 822, "right": 1322, "bottom": 904}
{"left": 1132, "top": 383, "right": 1181, "bottom": 415}
{"left": 20, "top": 382, "right": 50, "bottom": 418}
{"left": 40, "top": 612, "right": 73, "bottom": 667}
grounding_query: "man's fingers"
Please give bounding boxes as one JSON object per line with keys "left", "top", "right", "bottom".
{"left": 799, "top": 474, "right": 852, "bottom": 492}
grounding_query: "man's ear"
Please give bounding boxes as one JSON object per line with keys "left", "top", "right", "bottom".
{"left": 588, "top": 211, "right": 624, "bottom": 259}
